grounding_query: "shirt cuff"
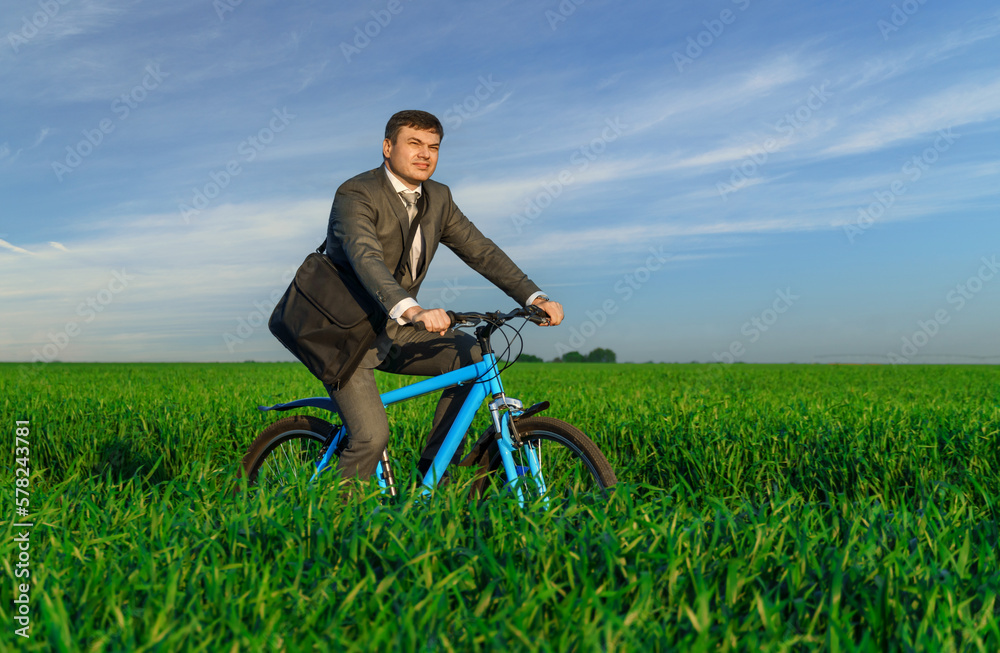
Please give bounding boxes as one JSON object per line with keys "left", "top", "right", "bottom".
{"left": 525, "top": 291, "right": 549, "bottom": 306}
{"left": 389, "top": 297, "right": 420, "bottom": 325}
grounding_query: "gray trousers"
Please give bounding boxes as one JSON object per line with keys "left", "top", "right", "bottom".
{"left": 325, "top": 327, "right": 483, "bottom": 480}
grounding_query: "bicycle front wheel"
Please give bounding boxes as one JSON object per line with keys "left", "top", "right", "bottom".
{"left": 240, "top": 415, "right": 336, "bottom": 491}
{"left": 472, "top": 416, "right": 617, "bottom": 504}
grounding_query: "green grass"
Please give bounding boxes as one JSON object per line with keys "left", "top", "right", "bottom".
{"left": 2, "top": 362, "right": 999, "bottom": 651}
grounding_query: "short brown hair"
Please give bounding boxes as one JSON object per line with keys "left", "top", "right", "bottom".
{"left": 384, "top": 110, "right": 444, "bottom": 144}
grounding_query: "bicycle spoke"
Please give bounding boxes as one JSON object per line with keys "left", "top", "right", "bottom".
{"left": 280, "top": 441, "right": 294, "bottom": 471}
{"left": 258, "top": 436, "right": 322, "bottom": 490}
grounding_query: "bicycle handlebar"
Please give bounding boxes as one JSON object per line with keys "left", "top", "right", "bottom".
{"left": 408, "top": 306, "right": 549, "bottom": 332}
{"left": 450, "top": 306, "right": 549, "bottom": 328}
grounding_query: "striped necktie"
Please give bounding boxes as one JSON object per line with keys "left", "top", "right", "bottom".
{"left": 399, "top": 190, "right": 422, "bottom": 276}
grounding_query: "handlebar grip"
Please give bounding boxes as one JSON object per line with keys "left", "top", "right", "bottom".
{"left": 409, "top": 310, "right": 456, "bottom": 332}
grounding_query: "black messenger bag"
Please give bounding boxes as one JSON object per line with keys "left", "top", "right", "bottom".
{"left": 269, "top": 205, "right": 424, "bottom": 390}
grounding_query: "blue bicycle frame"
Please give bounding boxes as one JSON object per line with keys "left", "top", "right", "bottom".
{"left": 261, "top": 352, "right": 543, "bottom": 503}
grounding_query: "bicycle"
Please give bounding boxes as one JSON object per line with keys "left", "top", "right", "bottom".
{"left": 241, "top": 307, "right": 617, "bottom": 506}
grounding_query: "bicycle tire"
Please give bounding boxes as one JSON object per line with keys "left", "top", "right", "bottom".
{"left": 471, "top": 415, "right": 617, "bottom": 503}
{"left": 240, "top": 415, "right": 336, "bottom": 490}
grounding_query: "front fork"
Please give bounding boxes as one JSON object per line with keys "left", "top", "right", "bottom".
{"left": 490, "top": 395, "right": 546, "bottom": 505}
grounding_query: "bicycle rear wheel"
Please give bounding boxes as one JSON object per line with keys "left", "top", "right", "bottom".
{"left": 240, "top": 415, "right": 336, "bottom": 491}
{"left": 471, "top": 416, "right": 616, "bottom": 505}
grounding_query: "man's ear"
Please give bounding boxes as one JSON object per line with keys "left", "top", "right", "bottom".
{"left": 382, "top": 138, "right": 392, "bottom": 159}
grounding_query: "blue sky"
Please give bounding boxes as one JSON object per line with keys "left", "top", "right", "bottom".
{"left": 2, "top": 0, "right": 999, "bottom": 364}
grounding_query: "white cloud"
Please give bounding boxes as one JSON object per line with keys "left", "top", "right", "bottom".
{"left": 31, "top": 128, "right": 51, "bottom": 148}
{"left": 0, "top": 239, "right": 34, "bottom": 255}
{"left": 0, "top": 0, "right": 133, "bottom": 65}
{"left": 823, "top": 78, "right": 1000, "bottom": 156}
{"left": 1, "top": 199, "right": 332, "bottom": 360}
{"left": 628, "top": 54, "right": 815, "bottom": 134}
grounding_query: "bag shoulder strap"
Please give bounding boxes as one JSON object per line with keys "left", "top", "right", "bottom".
{"left": 316, "top": 191, "right": 426, "bottom": 282}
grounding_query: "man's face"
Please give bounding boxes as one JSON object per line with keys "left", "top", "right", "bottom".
{"left": 383, "top": 126, "right": 440, "bottom": 188}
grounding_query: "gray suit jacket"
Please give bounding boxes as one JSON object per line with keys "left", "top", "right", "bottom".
{"left": 326, "top": 164, "right": 540, "bottom": 365}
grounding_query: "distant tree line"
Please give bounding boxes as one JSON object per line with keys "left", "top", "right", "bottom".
{"left": 519, "top": 348, "right": 617, "bottom": 363}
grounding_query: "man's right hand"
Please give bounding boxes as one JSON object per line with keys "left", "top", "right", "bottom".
{"left": 402, "top": 306, "right": 452, "bottom": 335}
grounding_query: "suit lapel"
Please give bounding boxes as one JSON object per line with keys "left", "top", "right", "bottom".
{"left": 375, "top": 164, "right": 434, "bottom": 281}
{"left": 376, "top": 164, "right": 411, "bottom": 247}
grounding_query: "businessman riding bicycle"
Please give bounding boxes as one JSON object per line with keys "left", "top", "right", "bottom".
{"left": 313, "top": 110, "right": 563, "bottom": 484}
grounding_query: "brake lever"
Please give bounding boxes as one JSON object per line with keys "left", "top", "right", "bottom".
{"left": 450, "top": 315, "right": 482, "bottom": 328}
{"left": 525, "top": 304, "right": 550, "bottom": 325}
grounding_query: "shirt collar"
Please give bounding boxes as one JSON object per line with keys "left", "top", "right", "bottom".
{"left": 384, "top": 164, "right": 421, "bottom": 197}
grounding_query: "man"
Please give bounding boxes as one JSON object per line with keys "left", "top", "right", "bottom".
{"left": 324, "top": 110, "right": 563, "bottom": 482}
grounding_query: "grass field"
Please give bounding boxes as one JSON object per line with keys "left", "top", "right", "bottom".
{"left": 2, "top": 362, "right": 999, "bottom": 651}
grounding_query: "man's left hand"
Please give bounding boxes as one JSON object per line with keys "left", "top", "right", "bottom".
{"left": 532, "top": 298, "right": 563, "bottom": 326}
